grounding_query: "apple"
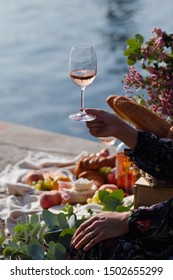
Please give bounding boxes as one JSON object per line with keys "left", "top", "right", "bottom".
{"left": 106, "top": 169, "right": 117, "bottom": 185}
{"left": 22, "top": 171, "right": 44, "bottom": 185}
{"left": 99, "top": 184, "right": 118, "bottom": 191}
{"left": 40, "top": 190, "right": 62, "bottom": 209}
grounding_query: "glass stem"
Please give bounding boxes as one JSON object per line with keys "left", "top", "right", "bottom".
{"left": 80, "top": 88, "right": 85, "bottom": 113}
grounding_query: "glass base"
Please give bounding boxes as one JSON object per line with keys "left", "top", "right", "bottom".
{"left": 69, "top": 111, "right": 95, "bottom": 121}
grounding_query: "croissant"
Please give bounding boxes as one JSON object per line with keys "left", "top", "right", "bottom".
{"left": 107, "top": 95, "right": 171, "bottom": 138}
{"left": 74, "top": 154, "right": 116, "bottom": 177}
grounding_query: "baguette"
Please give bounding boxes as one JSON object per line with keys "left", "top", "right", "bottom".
{"left": 74, "top": 154, "right": 116, "bottom": 177}
{"left": 107, "top": 95, "right": 171, "bottom": 138}
{"left": 167, "top": 126, "right": 173, "bottom": 139}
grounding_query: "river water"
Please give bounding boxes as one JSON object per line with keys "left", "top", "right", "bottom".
{"left": 0, "top": 0, "right": 173, "bottom": 141}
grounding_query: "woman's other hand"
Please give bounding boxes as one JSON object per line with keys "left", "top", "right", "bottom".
{"left": 72, "top": 211, "right": 130, "bottom": 251}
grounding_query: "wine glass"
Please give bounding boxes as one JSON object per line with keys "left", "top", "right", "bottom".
{"left": 98, "top": 136, "right": 117, "bottom": 150}
{"left": 69, "top": 45, "right": 97, "bottom": 121}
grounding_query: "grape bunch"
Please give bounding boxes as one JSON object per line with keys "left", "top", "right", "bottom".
{"left": 87, "top": 189, "right": 113, "bottom": 205}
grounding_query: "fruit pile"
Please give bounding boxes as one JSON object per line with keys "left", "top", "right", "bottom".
{"left": 22, "top": 170, "right": 72, "bottom": 191}
{"left": 20, "top": 148, "right": 137, "bottom": 210}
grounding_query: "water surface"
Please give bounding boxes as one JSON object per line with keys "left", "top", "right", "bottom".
{"left": 0, "top": 0, "right": 173, "bottom": 141}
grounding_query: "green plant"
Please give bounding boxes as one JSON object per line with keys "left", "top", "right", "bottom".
{"left": 0, "top": 204, "right": 87, "bottom": 260}
{"left": 0, "top": 190, "right": 133, "bottom": 260}
{"left": 98, "top": 189, "right": 133, "bottom": 211}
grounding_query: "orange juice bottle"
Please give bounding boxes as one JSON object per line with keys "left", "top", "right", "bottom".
{"left": 116, "top": 142, "right": 136, "bottom": 195}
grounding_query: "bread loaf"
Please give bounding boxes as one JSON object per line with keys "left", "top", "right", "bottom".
{"left": 107, "top": 95, "right": 171, "bottom": 138}
{"left": 78, "top": 170, "right": 106, "bottom": 188}
{"left": 167, "top": 126, "right": 173, "bottom": 139}
{"left": 74, "top": 154, "right": 116, "bottom": 176}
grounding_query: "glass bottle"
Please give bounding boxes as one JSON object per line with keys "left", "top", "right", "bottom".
{"left": 116, "top": 142, "right": 137, "bottom": 195}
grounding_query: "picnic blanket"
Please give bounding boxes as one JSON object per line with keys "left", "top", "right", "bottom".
{"left": 0, "top": 151, "right": 90, "bottom": 233}
{"left": 0, "top": 151, "right": 134, "bottom": 234}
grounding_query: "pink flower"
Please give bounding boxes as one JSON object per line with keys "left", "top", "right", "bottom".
{"left": 123, "top": 27, "right": 173, "bottom": 124}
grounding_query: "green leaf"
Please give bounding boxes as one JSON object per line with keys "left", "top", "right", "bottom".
{"left": 116, "top": 205, "right": 131, "bottom": 212}
{"left": 56, "top": 212, "right": 68, "bottom": 229}
{"left": 60, "top": 228, "right": 76, "bottom": 237}
{"left": 3, "top": 247, "right": 15, "bottom": 257}
{"left": 18, "top": 241, "right": 29, "bottom": 254}
{"left": 47, "top": 241, "right": 67, "bottom": 260}
{"left": 0, "top": 235, "right": 5, "bottom": 246}
{"left": 98, "top": 190, "right": 110, "bottom": 203}
{"left": 135, "top": 34, "right": 144, "bottom": 44}
{"left": 103, "top": 196, "right": 122, "bottom": 211}
{"left": 61, "top": 204, "right": 74, "bottom": 218}
{"left": 30, "top": 214, "right": 40, "bottom": 224}
{"left": 28, "top": 238, "right": 45, "bottom": 260}
{"left": 126, "top": 37, "right": 139, "bottom": 47}
{"left": 30, "top": 222, "right": 42, "bottom": 238}
{"left": 8, "top": 240, "right": 19, "bottom": 250}
{"left": 126, "top": 36, "right": 143, "bottom": 49}
{"left": 110, "top": 189, "right": 124, "bottom": 202}
{"left": 42, "top": 210, "right": 59, "bottom": 229}
{"left": 124, "top": 49, "right": 132, "bottom": 56}
{"left": 58, "top": 228, "right": 75, "bottom": 250}
{"left": 44, "top": 228, "right": 63, "bottom": 243}
{"left": 127, "top": 56, "right": 136, "bottom": 65}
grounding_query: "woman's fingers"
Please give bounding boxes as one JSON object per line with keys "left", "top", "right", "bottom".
{"left": 72, "top": 227, "right": 103, "bottom": 251}
{"left": 85, "top": 108, "right": 106, "bottom": 116}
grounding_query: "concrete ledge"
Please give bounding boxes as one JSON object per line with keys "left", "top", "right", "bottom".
{"left": 0, "top": 121, "right": 115, "bottom": 171}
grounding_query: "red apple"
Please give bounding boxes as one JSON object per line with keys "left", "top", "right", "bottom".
{"left": 22, "top": 171, "right": 44, "bottom": 185}
{"left": 107, "top": 169, "right": 117, "bottom": 185}
{"left": 40, "top": 190, "right": 62, "bottom": 209}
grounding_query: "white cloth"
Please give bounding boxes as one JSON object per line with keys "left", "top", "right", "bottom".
{"left": 0, "top": 151, "right": 87, "bottom": 233}
{"left": 0, "top": 151, "right": 87, "bottom": 195}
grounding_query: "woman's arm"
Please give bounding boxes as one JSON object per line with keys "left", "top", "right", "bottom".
{"left": 72, "top": 198, "right": 173, "bottom": 252}
{"left": 129, "top": 198, "right": 173, "bottom": 242}
{"left": 85, "top": 108, "right": 173, "bottom": 181}
{"left": 128, "top": 131, "right": 173, "bottom": 181}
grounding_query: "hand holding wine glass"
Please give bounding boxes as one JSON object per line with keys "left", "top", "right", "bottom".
{"left": 69, "top": 45, "right": 97, "bottom": 121}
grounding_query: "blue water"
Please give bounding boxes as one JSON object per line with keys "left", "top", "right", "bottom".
{"left": 0, "top": 0, "right": 173, "bottom": 141}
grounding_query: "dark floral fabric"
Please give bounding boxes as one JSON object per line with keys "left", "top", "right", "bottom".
{"left": 126, "top": 131, "right": 173, "bottom": 182}
{"left": 68, "top": 131, "right": 173, "bottom": 259}
{"left": 69, "top": 198, "right": 173, "bottom": 260}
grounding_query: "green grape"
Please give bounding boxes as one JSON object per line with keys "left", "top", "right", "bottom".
{"left": 87, "top": 198, "right": 93, "bottom": 204}
{"left": 35, "top": 183, "right": 42, "bottom": 190}
{"left": 43, "top": 179, "right": 53, "bottom": 189}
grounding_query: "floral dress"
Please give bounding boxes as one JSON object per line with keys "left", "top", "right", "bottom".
{"left": 69, "top": 131, "right": 173, "bottom": 259}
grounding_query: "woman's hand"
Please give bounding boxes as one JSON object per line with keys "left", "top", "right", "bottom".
{"left": 72, "top": 211, "right": 130, "bottom": 251}
{"left": 85, "top": 108, "right": 138, "bottom": 149}
{"left": 85, "top": 109, "right": 120, "bottom": 138}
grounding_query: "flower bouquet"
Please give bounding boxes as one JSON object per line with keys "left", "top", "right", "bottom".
{"left": 123, "top": 27, "right": 173, "bottom": 124}
{"left": 122, "top": 28, "right": 173, "bottom": 206}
